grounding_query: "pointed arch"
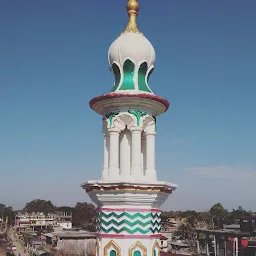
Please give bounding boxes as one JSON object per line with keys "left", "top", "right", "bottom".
{"left": 110, "top": 63, "right": 121, "bottom": 92}
{"left": 119, "top": 59, "right": 135, "bottom": 90}
{"left": 128, "top": 241, "right": 147, "bottom": 256}
{"left": 138, "top": 62, "right": 152, "bottom": 93}
{"left": 104, "top": 240, "right": 121, "bottom": 256}
{"left": 152, "top": 240, "right": 160, "bottom": 256}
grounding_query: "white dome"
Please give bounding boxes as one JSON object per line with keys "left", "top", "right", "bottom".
{"left": 108, "top": 32, "right": 155, "bottom": 69}
{"left": 108, "top": 32, "right": 156, "bottom": 94}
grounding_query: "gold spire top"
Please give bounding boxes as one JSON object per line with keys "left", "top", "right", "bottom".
{"left": 124, "top": 0, "right": 141, "bottom": 34}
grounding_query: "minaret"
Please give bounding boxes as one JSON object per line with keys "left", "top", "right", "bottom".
{"left": 81, "top": 1, "right": 178, "bottom": 255}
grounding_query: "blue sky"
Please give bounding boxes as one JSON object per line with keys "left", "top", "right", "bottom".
{"left": 0, "top": 0, "right": 256, "bottom": 211}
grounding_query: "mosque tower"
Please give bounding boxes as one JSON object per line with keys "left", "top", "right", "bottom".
{"left": 81, "top": 0, "right": 178, "bottom": 255}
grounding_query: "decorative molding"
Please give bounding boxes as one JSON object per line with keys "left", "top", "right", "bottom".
{"left": 128, "top": 109, "right": 147, "bottom": 126}
{"left": 85, "top": 184, "right": 173, "bottom": 194}
{"left": 98, "top": 207, "right": 162, "bottom": 212}
{"left": 103, "top": 240, "right": 121, "bottom": 256}
{"left": 152, "top": 240, "right": 160, "bottom": 256}
{"left": 105, "top": 111, "right": 120, "bottom": 127}
{"left": 98, "top": 225, "right": 161, "bottom": 234}
{"left": 152, "top": 116, "right": 156, "bottom": 131}
{"left": 98, "top": 211, "right": 161, "bottom": 220}
{"left": 98, "top": 233, "right": 161, "bottom": 239}
{"left": 128, "top": 241, "right": 147, "bottom": 256}
{"left": 89, "top": 93, "right": 169, "bottom": 117}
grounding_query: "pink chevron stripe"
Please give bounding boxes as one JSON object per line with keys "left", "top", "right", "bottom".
{"left": 97, "top": 207, "right": 162, "bottom": 212}
{"left": 97, "top": 233, "right": 161, "bottom": 239}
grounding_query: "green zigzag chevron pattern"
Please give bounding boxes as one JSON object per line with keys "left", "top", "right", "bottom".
{"left": 99, "top": 218, "right": 161, "bottom": 227}
{"left": 98, "top": 226, "right": 161, "bottom": 234}
{"left": 98, "top": 212, "right": 161, "bottom": 219}
{"left": 96, "top": 211, "right": 162, "bottom": 234}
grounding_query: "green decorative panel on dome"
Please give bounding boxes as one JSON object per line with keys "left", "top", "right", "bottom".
{"left": 138, "top": 62, "right": 152, "bottom": 93}
{"left": 119, "top": 59, "right": 135, "bottom": 90}
{"left": 110, "top": 63, "right": 121, "bottom": 92}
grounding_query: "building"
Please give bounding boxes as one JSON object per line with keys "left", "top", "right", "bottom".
{"left": 43, "top": 230, "right": 96, "bottom": 254}
{"left": 81, "top": 0, "right": 178, "bottom": 255}
{"left": 15, "top": 211, "right": 72, "bottom": 231}
{"left": 160, "top": 235, "right": 169, "bottom": 252}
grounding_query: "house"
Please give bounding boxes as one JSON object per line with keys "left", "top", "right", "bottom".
{"left": 160, "top": 235, "right": 169, "bottom": 252}
{"left": 15, "top": 211, "right": 72, "bottom": 232}
{"left": 44, "top": 230, "right": 96, "bottom": 250}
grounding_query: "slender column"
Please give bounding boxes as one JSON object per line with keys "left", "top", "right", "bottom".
{"left": 101, "top": 133, "right": 109, "bottom": 179}
{"left": 119, "top": 129, "right": 131, "bottom": 177}
{"left": 130, "top": 127, "right": 143, "bottom": 176}
{"left": 141, "top": 135, "right": 146, "bottom": 175}
{"left": 108, "top": 127, "right": 120, "bottom": 178}
{"left": 145, "top": 131, "right": 156, "bottom": 179}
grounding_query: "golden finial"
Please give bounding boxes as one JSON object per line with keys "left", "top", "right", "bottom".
{"left": 124, "top": 0, "right": 142, "bottom": 34}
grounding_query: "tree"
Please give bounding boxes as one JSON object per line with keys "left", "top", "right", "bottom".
{"left": 56, "top": 206, "right": 73, "bottom": 214}
{"left": 0, "top": 204, "right": 15, "bottom": 226}
{"left": 72, "top": 202, "right": 96, "bottom": 232}
{"left": 23, "top": 199, "right": 56, "bottom": 214}
{"left": 229, "top": 206, "right": 252, "bottom": 223}
{"left": 210, "top": 203, "right": 226, "bottom": 217}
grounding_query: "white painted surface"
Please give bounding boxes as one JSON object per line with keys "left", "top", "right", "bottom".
{"left": 108, "top": 128, "right": 120, "bottom": 178}
{"left": 119, "top": 128, "right": 131, "bottom": 177}
{"left": 57, "top": 222, "right": 72, "bottom": 229}
{"left": 145, "top": 132, "right": 156, "bottom": 180}
{"left": 98, "top": 237, "right": 160, "bottom": 256}
{"left": 101, "top": 111, "right": 161, "bottom": 182}
{"left": 108, "top": 32, "right": 155, "bottom": 94}
{"left": 141, "top": 135, "right": 146, "bottom": 175}
{"left": 131, "top": 126, "right": 143, "bottom": 177}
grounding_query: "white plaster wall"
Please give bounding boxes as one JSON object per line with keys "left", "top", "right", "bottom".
{"left": 98, "top": 237, "right": 160, "bottom": 256}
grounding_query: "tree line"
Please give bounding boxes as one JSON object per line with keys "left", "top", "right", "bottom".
{"left": 0, "top": 199, "right": 97, "bottom": 232}
{"left": 1, "top": 200, "right": 253, "bottom": 235}
{"left": 162, "top": 203, "right": 254, "bottom": 241}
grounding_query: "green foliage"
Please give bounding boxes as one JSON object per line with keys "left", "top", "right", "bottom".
{"left": 0, "top": 204, "right": 15, "bottom": 226}
{"left": 210, "top": 203, "right": 227, "bottom": 217}
{"left": 164, "top": 202, "right": 254, "bottom": 248}
{"left": 229, "top": 206, "right": 252, "bottom": 221}
{"left": 23, "top": 199, "right": 56, "bottom": 214}
{"left": 72, "top": 202, "right": 97, "bottom": 232}
{"left": 56, "top": 206, "right": 73, "bottom": 213}
{"left": 19, "top": 199, "right": 97, "bottom": 232}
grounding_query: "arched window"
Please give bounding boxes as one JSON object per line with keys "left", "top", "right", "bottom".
{"left": 133, "top": 251, "right": 141, "bottom": 256}
{"left": 110, "top": 249, "right": 117, "bottom": 256}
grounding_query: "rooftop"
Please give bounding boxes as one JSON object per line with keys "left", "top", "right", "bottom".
{"left": 44, "top": 230, "right": 96, "bottom": 239}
